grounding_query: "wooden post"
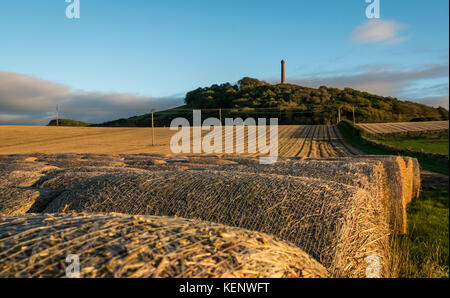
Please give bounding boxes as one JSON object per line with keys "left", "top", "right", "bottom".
{"left": 151, "top": 109, "right": 155, "bottom": 146}
{"left": 352, "top": 106, "right": 356, "bottom": 127}
{"left": 219, "top": 108, "right": 222, "bottom": 125}
{"left": 338, "top": 106, "right": 341, "bottom": 123}
{"left": 56, "top": 105, "right": 59, "bottom": 127}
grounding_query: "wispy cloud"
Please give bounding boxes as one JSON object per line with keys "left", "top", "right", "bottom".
{"left": 0, "top": 71, "right": 184, "bottom": 125}
{"left": 352, "top": 19, "right": 408, "bottom": 44}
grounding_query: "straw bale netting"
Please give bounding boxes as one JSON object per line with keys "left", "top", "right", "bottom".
{"left": 186, "top": 156, "right": 238, "bottom": 166}
{"left": 340, "top": 155, "right": 420, "bottom": 200}
{"left": 307, "top": 156, "right": 417, "bottom": 234}
{"left": 373, "top": 156, "right": 416, "bottom": 231}
{"left": 219, "top": 155, "right": 262, "bottom": 165}
{"left": 404, "top": 157, "right": 421, "bottom": 200}
{"left": 31, "top": 154, "right": 230, "bottom": 172}
{"left": 43, "top": 170, "right": 391, "bottom": 277}
{"left": 0, "top": 213, "right": 328, "bottom": 278}
{"left": 33, "top": 167, "right": 153, "bottom": 190}
{"left": 0, "top": 155, "right": 60, "bottom": 188}
{"left": 0, "top": 159, "right": 57, "bottom": 176}
{"left": 29, "top": 153, "right": 125, "bottom": 168}
{"left": 348, "top": 156, "right": 419, "bottom": 232}
{"left": 0, "top": 187, "right": 41, "bottom": 216}
{"left": 122, "top": 161, "right": 217, "bottom": 172}
{"left": 212, "top": 159, "right": 387, "bottom": 202}
{"left": 211, "top": 157, "right": 411, "bottom": 234}
{"left": 120, "top": 155, "right": 239, "bottom": 172}
{"left": 3, "top": 171, "right": 45, "bottom": 188}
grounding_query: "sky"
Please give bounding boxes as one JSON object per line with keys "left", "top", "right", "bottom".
{"left": 0, "top": 0, "right": 448, "bottom": 125}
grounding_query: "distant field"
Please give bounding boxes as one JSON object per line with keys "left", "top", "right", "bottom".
{"left": 338, "top": 121, "right": 449, "bottom": 175}
{"left": 0, "top": 126, "right": 173, "bottom": 155}
{"left": 358, "top": 121, "right": 449, "bottom": 134}
{"left": 0, "top": 125, "right": 361, "bottom": 157}
{"left": 382, "top": 138, "right": 449, "bottom": 155}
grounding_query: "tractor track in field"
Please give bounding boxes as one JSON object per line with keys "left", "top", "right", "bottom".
{"left": 280, "top": 125, "right": 361, "bottom": 158}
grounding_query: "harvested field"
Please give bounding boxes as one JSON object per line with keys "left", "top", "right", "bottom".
{"left": 0, "top": 125, "right": 361, "bottom": 158}
{"left": 277, "top": 125, "right": 362, "bottom": 157}
{"left": 357, "top": 121, "right": 449, "bottom": 134}
{"left": 0, "top": 213, "right": 328, "bottom": 278}
{"left": 0, "top": 153, "right": 418, "bottom": 277}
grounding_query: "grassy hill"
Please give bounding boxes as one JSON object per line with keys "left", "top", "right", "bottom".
{"left": 97, "top": 106, "right": 192, "bottom": 127}
{"left": 47, "top": 119, "right": 92, "bottom": 127}
{"left": 98, "top": 77, "right": 449, "bottom": 127}
{"left": 65, "top": 77, "right": 450, "bottom": 127}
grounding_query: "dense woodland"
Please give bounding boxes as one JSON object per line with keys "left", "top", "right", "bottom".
{"left": 96, "top": 77, "right": 449, "bottom": 127}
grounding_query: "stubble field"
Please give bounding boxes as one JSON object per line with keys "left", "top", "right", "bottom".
{"left": 357, "top": 121, "right": 449, "bottom": 134}
{"left": 0, "top": 125, "right": 361, "bottom": 158}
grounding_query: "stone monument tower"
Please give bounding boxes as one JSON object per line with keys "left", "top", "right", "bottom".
{"left": 281, "top": 59, "right": 286, "bottom": 84}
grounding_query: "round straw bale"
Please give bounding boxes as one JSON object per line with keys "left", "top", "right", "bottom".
{"left": 0, "top": 213, "right": 329, "bottom": 278}
{"left": 43, "top": 170, "right": 391, "bottom": 277}
{"left": 187, "top": 156, "right": 238, "bottom": 166}
{"left": 342, "top": 156, "right": 411, "bottom": 234}
{"left": 212, "top": 159, "right": 387, "bottom": 202}
{"left": 308, "top": 155, "right": 416, "bottom": 234}
{"left": 0, "top": 187, "right": 41, "bottom": 216}
{"left": 403, "top": 157, "right": 421, "bottom": 200}
{"left": 0, "top": 160, "right": 50, "bottom": 173}
{"left": 32, "top": 153, "right": 125, "bottom": 168}
{"left": 374, "top": 157, "right": 408, "bottom": 234}
{"left": 221, "top": 155, "right": 262, "bottom": 165}
{"left": 357, "top": 155, "right": 417, "bottom": 206}
{"left": 3, "top": 171, "right": 45, "bottom": 188}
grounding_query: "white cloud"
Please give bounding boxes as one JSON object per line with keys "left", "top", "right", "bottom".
{"left": 352, "top": 19, "right": 407, "bottom": 44}
{"left": 0, "top": 71, "right": 184, "bottom": 125}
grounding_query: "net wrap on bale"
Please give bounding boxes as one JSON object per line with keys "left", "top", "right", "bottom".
{"left": 0, "top": 213, "right": 328, "bottom": 278}
{"left": 41, "top": 169, "right": 391, "bottom": 277}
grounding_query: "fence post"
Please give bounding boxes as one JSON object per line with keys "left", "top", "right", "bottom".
{"left": 151, "top": 109, "right": 155, "bottom": 146}
{"left": 352, "top": 106, "right": 356, "bottom": 127}
{"left": 219, "top": 108, "right": 222, "bottom": 125}
{"left": 338, "top": 106, "right": 341, "bottom": 124}
{"left": 56, "top": 105, "right": 59, "bottom": 127}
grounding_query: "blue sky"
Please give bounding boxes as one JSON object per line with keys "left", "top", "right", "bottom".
{"left": 0, "top": 0, "right": 448, "bottom": 124}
